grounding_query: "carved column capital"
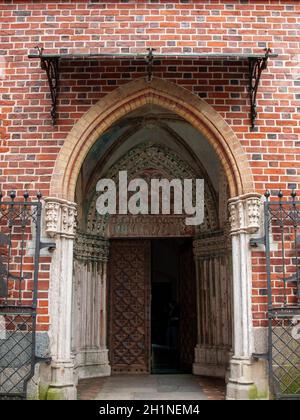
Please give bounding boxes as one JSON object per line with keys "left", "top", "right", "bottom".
{"left": 228, "top": 193, "right": 262, "bottom": 235}
{"left": 44, "top": 197, "right": 77, "bottom": 238}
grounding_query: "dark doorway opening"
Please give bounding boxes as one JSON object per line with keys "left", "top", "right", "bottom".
{"left": 151, "top": 239, "right": 197, "bottom": 374}
{"left": 108, "top": 238, "right": 197, "bottom": 375}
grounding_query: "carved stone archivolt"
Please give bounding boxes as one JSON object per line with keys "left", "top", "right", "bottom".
{"left": 85, "top": 142, "right": 219, "bottom": 238}
{"left": 44, "top": 197, "right": 77, "bottom": 238}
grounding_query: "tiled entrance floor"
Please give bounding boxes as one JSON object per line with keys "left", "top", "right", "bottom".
{"left": 78, "top": 375, "right": 226, "bottom": 401}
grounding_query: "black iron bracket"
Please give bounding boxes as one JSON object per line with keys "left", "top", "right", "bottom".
{"left": 249, "top": 48, "right": 272, "bottom": 130}
{"left": 252, "top": 353, "right": 269, "bottom": 361}
{"left": 39, "top": 241, "right": 56, "bottom": 252}
{"left": 35, "top": 46, "right": 59, "bottom": 125}
{"left": 35, "top": 356, "right": 52, "bottom": 365}
{"left": 250, "top": 236, "right": 265, "bottom": 248}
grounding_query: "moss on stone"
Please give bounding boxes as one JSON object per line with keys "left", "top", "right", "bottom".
{"left": 27, "top": 394, "right": 39, "bottom": 401}
{"left": 38, "top": 384, "right": 49, "bottom": 401}
{"left": 256, "top": 390, "right": 269, "bottom": 400}
{"left": 46, "top": 388, "right": 65, "bottom": 400}
{"left": 248, "top": 385, "right": 269, "bottom": 400}
{"left": 248, "top": 385, "right": 258, "bottom": 400}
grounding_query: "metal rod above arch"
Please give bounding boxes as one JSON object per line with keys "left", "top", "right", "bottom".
{"left": 28, "top": 47, "right": 277, "bottom": 129}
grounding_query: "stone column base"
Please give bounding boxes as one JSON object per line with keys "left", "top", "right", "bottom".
{"left": 75, "top": 349, "right": 111, "bottom": 379}
{"left": 193, "top": 363, "right": 227, "bottom": 378}
{"left": 46, "top": 361, "right": 77, "bottom": 400}
{"left": 226, "top": 357, "right": 269, "bottom": 400}
{"left": 193, "top": 345, "right": 230, "bottom": 378}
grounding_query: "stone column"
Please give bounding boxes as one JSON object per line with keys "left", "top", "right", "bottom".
{"left": 226, "top": 193, "right": 268, "bottom": 400}
{"left": 44, "top": 197, "right": 78, "bottom": 400}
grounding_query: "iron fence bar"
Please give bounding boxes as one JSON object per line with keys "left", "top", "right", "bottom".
{"left": 18, "top": 200, "right": 27, "bottom": 305}
{"left": 264, "top": 197, "right": 276, "bottom": 397}
{"left": 265, "top": 200, "right": 272, "bottom": 311}
{"left": 270, "top": 307, "right": 300, "bottom": 316}
{"left": 0, "top": 392, "right": 26, "bottom": 399}
{"left": 32, "top": 198, "right": 42, "bottom": 308}
{"left": 24, "top": 200, "right": 44, "bottom": 396}
{"left": 279, "top": 197, "right": 288, "bottom": 307}
{"left": 295, "top": 196, "right": 300, "bottom": 304}
{"left": 277, "top": 395, "right": 300, "bottom": 400}
{"left": 0, "top": 307, "right": 35, "bottom": 314}
{"left": 5, "top": 198, "right": 14, "bottom": 305}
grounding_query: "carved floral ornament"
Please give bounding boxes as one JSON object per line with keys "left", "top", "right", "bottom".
{"left": 228, "top": 193, "right": 262, "bottom": 235}
{"left": 74, "top": 232, "right": 109, "bottom": 262}
{"left": 44, "top": 197, "right": 77, "bottom": 238}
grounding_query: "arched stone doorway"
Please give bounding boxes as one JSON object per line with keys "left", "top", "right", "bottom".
{"left": 72, "top": 126, "right": 232, "bottom": 380}
{"left": 44, "top": 78, "right": 264, "bottom": 400}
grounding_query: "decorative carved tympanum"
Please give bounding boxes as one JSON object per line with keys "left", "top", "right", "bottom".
{"left": 86, "top": 143, "right": 219, "bottom": 238}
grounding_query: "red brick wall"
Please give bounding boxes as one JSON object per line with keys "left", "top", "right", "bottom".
{"left": 0, "top": 0, "right": 300, "bottom": 330}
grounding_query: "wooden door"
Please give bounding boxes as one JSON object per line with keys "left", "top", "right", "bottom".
{"left": 108, "top": 240, "right": 151, "bottom": 374}
{"left": 179, "top": 241, "right": 197, "bottom": 372}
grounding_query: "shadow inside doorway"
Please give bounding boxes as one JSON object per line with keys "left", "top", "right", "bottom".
{"left": 151, "top": 239, "right": 197, "bottom": 375}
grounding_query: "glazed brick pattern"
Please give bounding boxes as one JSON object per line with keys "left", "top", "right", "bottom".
{"left": 0, "top": 0, "right": 300, "bottom": 329}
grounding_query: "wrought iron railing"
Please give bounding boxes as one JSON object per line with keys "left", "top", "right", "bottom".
{"left": 0, "top": 192, "right": 43, "bottom": 399}
{"left": 264, "top": 191, "right": 300, "bottom": 400}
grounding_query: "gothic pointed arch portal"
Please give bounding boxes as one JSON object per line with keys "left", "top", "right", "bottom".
{"left": 68, "top": 87, "right": 237, "bottom": 382}
{"left": 44, "top": 78, "right": 266, "bottom": 400}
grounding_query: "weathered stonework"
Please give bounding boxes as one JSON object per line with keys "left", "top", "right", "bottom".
{"left": 193, "top": 230, "right": 233, "bottom": 380}
{"left": 72, "top": 232, "right": 111, "bottom": 380}
{"left": 44, "top": 198, "right": 77, "bottom": 239}
{"left": 74, "top": 232, "right": 109, "bottom": 262}
{"left": 228, "top": 194, "right": 262, "bottom": 235}
{"left": 44, "top": 197, "right": 78, "bottom": 400}
{"left": 227, "top": 193, "right": 269, "bottom": 400}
